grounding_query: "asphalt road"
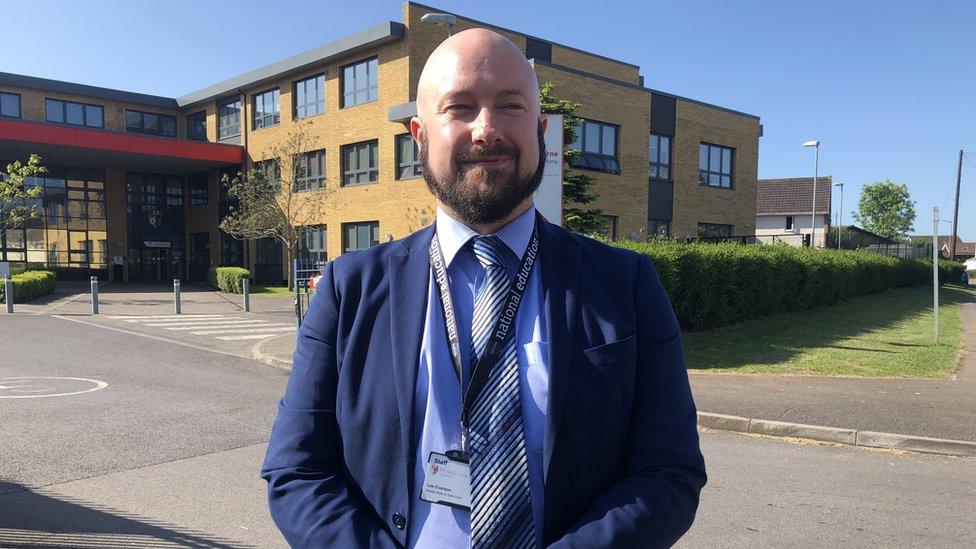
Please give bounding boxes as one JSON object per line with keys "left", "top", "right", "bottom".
{"left": 2, "top": 314, "right": 974, "bottom": 548}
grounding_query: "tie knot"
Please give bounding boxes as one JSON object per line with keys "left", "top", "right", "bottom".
{"left": 471, "top": 235, "right": 508, "bottom": 269}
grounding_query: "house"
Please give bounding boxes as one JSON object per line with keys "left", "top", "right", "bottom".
{"left": 756, "top": 176, "right": 832, "bottom": 247}
{"left": 909, "top": 235, "right": 975, "bottom": 261}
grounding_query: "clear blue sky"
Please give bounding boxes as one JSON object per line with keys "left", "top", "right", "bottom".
{"left": 5, "top": 0, "right": 975, "bottom": 239}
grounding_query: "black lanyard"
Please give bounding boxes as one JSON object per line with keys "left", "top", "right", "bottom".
{"left": 428, "top": 222, "right": 540, "bottom": 454}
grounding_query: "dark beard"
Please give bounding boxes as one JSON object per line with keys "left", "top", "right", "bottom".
{"left": 421, "top": 124, "right": 546, "bottom": 226}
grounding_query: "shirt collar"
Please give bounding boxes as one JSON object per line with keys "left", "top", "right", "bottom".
{"left": 435, "top": 203, "right": 536, "bottom": 267}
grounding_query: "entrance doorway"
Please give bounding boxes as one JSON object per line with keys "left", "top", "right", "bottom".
{"left": 142, "top": 248, "right": 170, "bottom": 281}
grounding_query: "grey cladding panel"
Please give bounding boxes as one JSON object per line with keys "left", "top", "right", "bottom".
{"left": 650, "top": 93, "right": 676, "bottom": 136}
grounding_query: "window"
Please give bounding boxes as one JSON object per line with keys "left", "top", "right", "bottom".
{"left": 649, "top": 220, "right": 671, "bottom": 239}
{"left": 1, "top": 91, "right": 20, "bottom": 118}
{"left": 218, "top": 167, "right": 240, "bottom": 203}
{"left": 255, "top": 159, "right": 280, "bottom": 189}
{"left": 568, "top": 119, "right": 620, "bottom": 173}
{"left": 396, "top": 134, "right": 422, "bottom": 180}
{"left": 253, "top": 88, "right": 280, "bottom": 129}
{"left": 165, "top": 180, "right": 183, "bottom": 207}
{"left": 217, "top": 97, "right": 241, "bottom": 139}
{"left": 699, "top": 143, "right": 734, "bottom": 189}
{"left": 342, "top": 140, "right": 379, "bottom": 186}
{"left": 187, "top": 111, "right": 207, "bottom": 141}
{"left": 256, "top": 236, "right": 282, "bottom": 264}
{"left": 697, "top": 223, "right": 733, "bottom": 239}
{"left": 596, "top": 215, "right": 618, "bottom": 240}
{"left": 294, "top": 74, "right": 325, "bottom": 119}
{"left": 299, "top": 225, "right": 327, "bottom": 263}
{"left": 649, "top": 134, "right": 671, "bottom": 180}
{"left": 220, "top": 231, "right": 245, "bottom": 266}
{"left": 189, "top": 173, "right": 209, "bottom": 206}
{"left": 45, "top": 99, "right": 103, "bottom": 128}
{"left": 342, "top": 57, "right": 378, "bottom": 107}
{"left": 294, "top": 150, "right": 325, "bottom": 191}
{"left": 189, "top": 232, "right": 210, "bottom": 265}
{"left": 342, "top": 221, "right": 379, "bottom": 253}
{"left": 125, "top": 110, "right": 177, "bottom": 137}
{"left": 785, "top": 215, "right": 794, "bottom": 230}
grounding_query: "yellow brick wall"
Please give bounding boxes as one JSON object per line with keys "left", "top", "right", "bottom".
{"left": 533, "top": 64, "right": 651, "bottom": 240}
{"left": 670, "top": 100, "right": 760, "bottom": 240}
{"left": 0, "top": 85, "right": 184, "bottom": 137}
{"left": 104, "top": 168, "right": 128, "bottom": 281}
{"left": 549, "top": 45, "right": 640, "bottom": 85}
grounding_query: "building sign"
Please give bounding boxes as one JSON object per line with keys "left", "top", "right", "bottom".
{"left": 143, "top": 241, "right": 171, "bottom": 248}
{"left": 535, "top": 113, "right": 564, "bottom": 226}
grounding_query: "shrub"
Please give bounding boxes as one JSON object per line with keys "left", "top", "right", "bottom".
{"left": 0, "top": 270, "right": 56, "bottom": 303}
{"left": 207, "top": 266, "right": 250, "bottom": 293}
{"left": 612, "top": 240, "right": 940, "bottom": 330}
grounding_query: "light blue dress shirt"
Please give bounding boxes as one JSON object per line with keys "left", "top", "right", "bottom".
{"left": 408, "top": 205, "right": 549, "bottom": 548}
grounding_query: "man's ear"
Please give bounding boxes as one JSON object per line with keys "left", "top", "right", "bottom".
{"left": 539, "top": 115, "right": 548, "bottom": 134}
{"left": 410, "top": 117, "right": 424, "bottom": 146}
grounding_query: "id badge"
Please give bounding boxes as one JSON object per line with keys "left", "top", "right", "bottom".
{"left": 420, "top": 451, "right": 471, "bottom": 511}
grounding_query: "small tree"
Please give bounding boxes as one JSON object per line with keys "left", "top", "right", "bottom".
{"left": 852, "top": 180, "right": 917, "bottom": 240}
{"left": 539, "top": 82, "right": 605, "bottom": 235}
{"left": 1, "top": 154, "right": 46, "bottom": 236}
{"left": 220, "top": 121, "right": 333, "bottom": 288}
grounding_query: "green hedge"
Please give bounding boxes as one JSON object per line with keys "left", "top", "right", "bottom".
{"left": 0, "top": 270, "right": 56, "bottom": 304}
{"left": 613, "top": 240, "right": 960, "bottom": 330}
{"left": 208, "top": 266, "right": 250, "bottom": 293}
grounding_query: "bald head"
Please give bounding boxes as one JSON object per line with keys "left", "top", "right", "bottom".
{"left": 416, "top": 28, "right": 541, "bottom": 119}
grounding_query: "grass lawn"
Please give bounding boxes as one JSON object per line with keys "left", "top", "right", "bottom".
{"left": 249, "top": 285, "right": 295, "bottom": 296}
{"left": 683, "top": 284, "right": 976, "bottom": 378}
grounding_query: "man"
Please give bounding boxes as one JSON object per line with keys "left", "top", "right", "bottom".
{"left": 262, "top": 28, "right": 705, "bottom": 548}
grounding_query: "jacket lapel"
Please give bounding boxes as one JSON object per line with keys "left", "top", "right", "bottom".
{"left": 388, "top": 226, "right": 434, "bottom": 501}
{"left": 537, "top": 213, "right": 581, "bottom": 481}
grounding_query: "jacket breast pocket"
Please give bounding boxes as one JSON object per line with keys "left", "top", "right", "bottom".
{"left": 581, "top": 334, "right": 636, "bottom": 372}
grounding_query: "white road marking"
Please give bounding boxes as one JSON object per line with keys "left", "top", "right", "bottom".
{"left": 121, "top": 316, "right": 230, "bottom": 323}
{"left": 0, "top": 377, "right": 108, "bottom": 399}
{"left": 161, "top": 321, "right": 277, "bottom": 330}
{"left": 191, "top": 326, "right": 294, "bottom": 335}
{"left": 216, "top": 333, "right": 295, "bottom": 341}
{"left": 107, "top": 314, "right": 225, "bottom": 319}
{"left": 141, "top": 319, "right": 256, "bottom": 327}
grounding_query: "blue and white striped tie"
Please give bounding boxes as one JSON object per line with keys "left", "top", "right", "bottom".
{"left": 468, "top": 235, "right": 535, "bottom": 549}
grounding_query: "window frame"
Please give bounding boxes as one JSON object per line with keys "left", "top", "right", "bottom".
{"left": 217, "top": 96, "right": 242, "bottom": 139}
{"left": 785, "top": 215, "right": 794, "bottom": 231}
{"left": 649, "top": 134, "right": 672, "bottom": 181}
{"left": 294, "top": 73, "right": 326, "bottom": 119}
{"left": 341, "top": 57, "right": 379, "bottom": 108}
{"left": 45, "top": 98, "right": 104, "bottom": 129}
{"left": 0, "top": 91, "right": 21, "bottom": 119}
{"left": 187, "top": 110, "right": 207, "bottom": 141}
{"left": 698, "top": 142, "right": 735, "bottom": 189}
{"left": 294, "top": 149, "right": 326, "bottom": 192}
{"left": 697, "top": 222, "right": 734, "bottom": 239}
{"left": 341, "top": 140, "right": 379, "bottom": 186}
{"left": 299, "top": 224, "right": 328, "bottom": 263}
{"left": 568, "top": 118, "right": 621, "bottom": 174}
{"left": 188, "top": 173, "right": 209, "bottom": 206}
{"left": 125, "top": 109, "right": 178, "bottom": 138}
{"left": 395, "top": 133, "right": 422, "bottom": 180}
{"left": 252, "top": 87, "right": 280, "bottom": 130}
{"left": 342, "top": 221, "right": 380, "bottom": 253}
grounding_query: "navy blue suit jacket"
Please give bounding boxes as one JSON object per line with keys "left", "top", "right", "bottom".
{"left": 261, "top": 213, "right": 706, "bottom": 548}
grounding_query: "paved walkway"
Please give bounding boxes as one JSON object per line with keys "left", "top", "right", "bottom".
{"left": 252, "top": 304, "right": 976, "bottom": 447}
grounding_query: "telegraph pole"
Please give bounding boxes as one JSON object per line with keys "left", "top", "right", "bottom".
{"left": 950, "top": 150, "right": 963, "bottom": 260}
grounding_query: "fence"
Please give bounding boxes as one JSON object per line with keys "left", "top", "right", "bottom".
{"left": 293, "top": 258, "right": 326, "bottom": 326}
{"left": 695, "top": 233, "right": 809, "bottom": 247}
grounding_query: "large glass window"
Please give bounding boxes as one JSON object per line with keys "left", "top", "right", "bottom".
{"left": 189, "top": 232, "right": 210, "bottom": 265}
{"left": 294, "top": 150, "right": 325, "bottom": 192}
{"left": 649, "top": 134, "right": 671, "bottom": 180}
{"left": 396, "top": 134, "right": 422, "bottom": 180}
{"left": 596, "top": 214, "right": 618, "bottom": 240}
{"left": 253, "top": 88, "right": 280, "bottom": 129}
{"left": 299, "top": 225, "right": 327, "bottom": 263}
{"left": 220, "top": 231, "right": 245, "bottom": 266}
{"left": 649, "top": 220, "right": 671, "bottom": 239}
{"left": 294, "top": 74, "right": 325, "bottom": 119}
{"left": 697, "top": 222, "right": 733, "bottom": 239}
{"left": 342, "top": 57, "right": 378, "bottom": 107}
{"left": 125, "top": 110, "right": 177, "bottom": 137}
{"left": 254, "top": 159, "right": 280, "bottom": 189}
{"left": 217, "top": 97, "right": 241, "bottom": 139}
{"left": 188, "top": 173, "right": 208, "bottom": 205}
{"left": 342, "top": 140, "right": 379, "bottom": 186}
{"left": 1, "top": 91, "right": 20, "bottom": 118}
{"left": 342, "top": 221, "right": 379, "bottom": 253}
{"left": 568, "top": 119, "right": 620, "bottom": 173}
{"left": 699, "top": 143, "right": 734, "bottom": 189}
{"left": 45, "top": 99, "right": 103, "bottom": 128}
{"left": 187, "top": 111, "right": 207, "bottom": 141}
{"left": 256, "top": 236, "right": 282, "bottom": 264}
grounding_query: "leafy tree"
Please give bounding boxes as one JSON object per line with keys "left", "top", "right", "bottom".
{"left": 220, "top": 121, "right": 333, "bottom": 288}
{"left": 852, "top": 180, "right": 917, "bottom": 239}
{"left": 539, "top": 82, "right": 605, "bottom": 235}
{"left": 1, "top": 154, "right": 46, "bottom": 236}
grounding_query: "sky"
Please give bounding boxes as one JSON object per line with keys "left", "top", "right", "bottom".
{"left": 4, "top": 0, "right": 975, "bottom": 239}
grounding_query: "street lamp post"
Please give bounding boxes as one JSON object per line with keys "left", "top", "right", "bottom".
{"left": 833, "top": 181, "right": 844, "bottom": 249}
{"left": 420, "top": 13, "right": 457, "bottom": 36}
{"left": 803, "top": 140, "right": 820, "bottom": 247}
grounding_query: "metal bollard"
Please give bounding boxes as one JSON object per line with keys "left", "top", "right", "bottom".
{"left": 90, "top": 276, "right": 99, "bottom": 314}
{"left": 242, "top": 277, "right": 250, "bottom": 312}
{"left": 4, "top": 276, "right": 12, "bottom": 314}
{"left": 173, "top": 278, "right": 181, "bottom": 314}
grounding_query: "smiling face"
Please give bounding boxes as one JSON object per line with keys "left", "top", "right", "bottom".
{"left": 411, "top": 29, "right": 548, "bottom": 227}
